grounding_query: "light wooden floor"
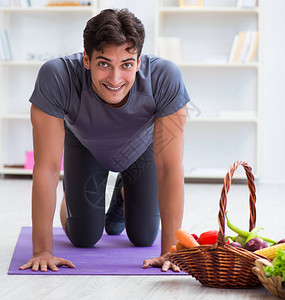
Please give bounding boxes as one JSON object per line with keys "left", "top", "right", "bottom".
{"left": 0, "top": 176, "right": 281, "bottom": 300}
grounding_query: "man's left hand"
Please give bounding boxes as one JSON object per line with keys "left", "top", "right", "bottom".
{"left": 142, "top": 253, "right": 180, "bottom": 272}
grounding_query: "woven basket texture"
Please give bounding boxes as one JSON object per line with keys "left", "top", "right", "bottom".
{"left": 168, "top": 161, "right": 269, "bottom": 288}
{"left": 253, "top": 259, "right": 285, "bottom": 299}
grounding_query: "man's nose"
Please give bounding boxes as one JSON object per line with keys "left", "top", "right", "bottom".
{"left": 108, "top": 68, "right": 122, "bottom": 86}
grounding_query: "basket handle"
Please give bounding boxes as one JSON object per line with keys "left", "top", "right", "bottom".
{"left": 217, "top": 161, "right": 256, "bottom": 246}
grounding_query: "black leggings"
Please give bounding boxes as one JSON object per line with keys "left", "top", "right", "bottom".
{"left": 63, "top": 123, "right": 160, "bottom": 248}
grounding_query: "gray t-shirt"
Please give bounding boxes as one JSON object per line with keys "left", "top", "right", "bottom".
{"left": 29, "top": 53, "right": 190, "bottom": 172}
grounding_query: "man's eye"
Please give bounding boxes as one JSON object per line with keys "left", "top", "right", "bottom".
{"left": 99, "top": 62, "right": 109, "bottom": 68}
{"left": 123, "top": 63, "right": 132, "bottom": 69}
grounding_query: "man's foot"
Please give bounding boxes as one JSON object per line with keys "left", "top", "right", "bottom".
{"left": 105, "top": 174, "right": 125, "bottom": 235}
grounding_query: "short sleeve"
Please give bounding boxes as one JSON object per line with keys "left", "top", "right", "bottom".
{"left": 29, "top": 58, "right": 71, "bottom": 119}
{"left": 152, "top": 58, "right": 190, "bottom": 118}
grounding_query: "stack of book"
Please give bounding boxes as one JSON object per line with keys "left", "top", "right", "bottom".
{"left": 0, "top": 29, "right": 12, "bottom": 61}
{"left": 228, "top": 31, "right": 258, "bottom": 63}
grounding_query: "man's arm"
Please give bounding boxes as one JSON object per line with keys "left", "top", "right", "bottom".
{"left": 143, "top": 105, "right": 187, "bottom": 271}
{"left": 20, "top": 104, "right": 74, "bottom": 272}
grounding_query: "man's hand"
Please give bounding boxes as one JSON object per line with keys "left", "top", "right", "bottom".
{"left": 19, "top": 251, "right": 75, "bottom": 272}
{"left": 142, "top": 253, "right": 180, "bottom": 272}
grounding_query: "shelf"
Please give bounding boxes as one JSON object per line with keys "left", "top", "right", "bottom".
{"left": 184, "top": 168, "right": 247, "bottom": 180}
{"left": 188, "top": 117, "right": 258, "bottom": 123}
{"left": 0, "top": 6, "right": 94, "bottom": 13}
{"left": 1, "top": 60, "right": 258, "bottom": 68}
{"left": 1, "top": 164, "right": 247, "bottom": 180}
{"left": 178, "top": 62, "right": 259, "bottom": 68}
{"left": 0, "top": 167, "right": 64, "bottom": 176}
{"left": 0, "top": 167, "right": 33, "bottom": 175}
{"left": 157, "top": 1, "right": 262, "bottom": 179}
{"left": 160, "top": 6, "right": 259, "bottom": 14}
{"left": 0, "top": 1, "right": 262, "bottom": 179}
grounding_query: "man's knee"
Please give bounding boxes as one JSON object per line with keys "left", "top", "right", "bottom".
{"left": 66, "top": 225, "right": 103, "bottom": 248}
{"left": 128, "top": 233, "right": 157, "bottom": 247}
{"left": 126, "top": 217, "right": 160, "bottom": 247}
{"left": 70, "top": 235, "right": 101, "bottom": 248}
{"left": 64, "top": 211, "right": 105, "bottom": 248}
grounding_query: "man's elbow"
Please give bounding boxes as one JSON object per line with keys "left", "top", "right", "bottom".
{"left": 33, "top": 160, "right": 62, "bottom": 180}
{"left": 155, "top": 159, "right": 184, "bottom": 181}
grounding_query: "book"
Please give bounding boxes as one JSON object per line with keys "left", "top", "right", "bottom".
{"left": 231, "top": 31, "right": 247, "bottom": 63}
{"left": 0, "top": 29, "right": 12, "bottom": 61}
{"left": 228, "top": 35, "right": 239, "bottom": 62}
{"left": 0, "top": 33, "right": 7, "bottom": 61}
{"left": 229, "top": 31, "right": 258, "bottom": 63}
{"left": 245, "top": 32, "right": 258, "bottom": 62}
{"left": 239, "top": 31, "right": 252, "bottom": 62}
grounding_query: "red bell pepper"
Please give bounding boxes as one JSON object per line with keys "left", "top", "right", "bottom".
{"left": 198, "top": 230, "right": 219, "bottom": 245}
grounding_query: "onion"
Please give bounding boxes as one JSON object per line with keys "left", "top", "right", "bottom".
{"left": 244, "top": 237, "right": 267, "bottom": 252}
{"left": 230, "top": 242, "right": 242, "bottom": 248}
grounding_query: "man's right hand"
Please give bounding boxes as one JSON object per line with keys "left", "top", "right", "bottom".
{"left": 19, "top": 251, "right": 75, "bottom": 272}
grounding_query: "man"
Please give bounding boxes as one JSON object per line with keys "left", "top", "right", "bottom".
{"left": 19, "top": 8, "right": 190, "bottom": 272}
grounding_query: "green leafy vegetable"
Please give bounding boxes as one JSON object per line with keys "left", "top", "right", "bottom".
{"left": 264, "top": 249, "right": 285, "bottom": 281}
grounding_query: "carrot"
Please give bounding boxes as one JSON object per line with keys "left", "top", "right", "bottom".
{"left": 175, "top": 229, "right": 200, "bottom": 248}
{"left": 176, "top": 242, "right": 185, "bottom": 251}
{"left": 169, "top": 245, "right": 177, "bottom": 253}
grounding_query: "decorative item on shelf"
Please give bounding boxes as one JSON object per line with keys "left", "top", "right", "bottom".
{"left": 168, "top": 161, "right": 268, "bottom": 288}
{"left": 25, "top": 151, "right": 64, "bottom": 170}
{"left": 158, "top": 37, "right": 182, "bottom": 64}
{"left": 179, "top": 0, "right": 203, "bottom": 8}
{"left": 228, "top": 31, "right": 258, "bottom": 63}
{"left": 46, "top": 0, "right": 91, "bottom": 6}
{"left": 0, "top": 29, "right": 12, "bottom": 61}
{"left": 237, "top": 0, "right": 258, "bottom": 8}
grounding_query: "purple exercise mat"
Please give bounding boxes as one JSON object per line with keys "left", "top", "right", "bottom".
{"left": 8, "top": 227, "right": 187, "bottom": 276}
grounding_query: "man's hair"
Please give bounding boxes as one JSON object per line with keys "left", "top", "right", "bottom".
{"left": 83, "top": 8, "right": 145, "bottom": 59}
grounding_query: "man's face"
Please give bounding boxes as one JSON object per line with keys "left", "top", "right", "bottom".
{"left": 83, "top": 43, "right": 141, "bottom": 108}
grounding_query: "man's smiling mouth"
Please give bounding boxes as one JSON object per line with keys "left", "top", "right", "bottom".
{"left": 104, "top": 84, "right": 123, "bottom": 91}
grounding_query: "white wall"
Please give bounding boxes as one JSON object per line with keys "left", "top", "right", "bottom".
{"left": 260, "top": 0, "right": 285, "bottom": 183}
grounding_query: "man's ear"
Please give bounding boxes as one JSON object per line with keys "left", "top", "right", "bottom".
{"left": 136, "top": 55, "right": 141, "bottom": 72}
{"left": 83, "top": 50, "right": 90, "bottom": 70}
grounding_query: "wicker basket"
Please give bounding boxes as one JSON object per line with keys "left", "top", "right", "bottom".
{"left": 253, "top": 259, "right": 285, "bottom": 299}
{"left": 168, "top": 161, "right": 269, "bottom": 288}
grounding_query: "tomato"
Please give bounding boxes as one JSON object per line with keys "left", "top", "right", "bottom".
{"left": 198, "top": 230, "right": 219, "bottom": 245}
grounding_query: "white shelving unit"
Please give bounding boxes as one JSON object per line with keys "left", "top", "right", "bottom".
{"left": 155, "top": 0, "right": 262, "bottom": 180}
{"left": 0, "top": 0, "right": 262, "bottom": 180}
{"left": 0, "top": 2, "right": 99, "bottom": 175}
